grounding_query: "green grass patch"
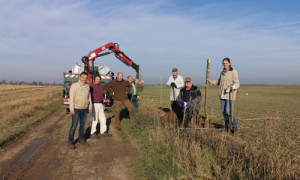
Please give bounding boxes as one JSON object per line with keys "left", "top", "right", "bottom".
{"left": 122, "top": 119, "right": 184, "bottom": 180}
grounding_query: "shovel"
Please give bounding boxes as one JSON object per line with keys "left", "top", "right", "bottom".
{"left": 230, "top": 89, "right": 235, "bottom": 133}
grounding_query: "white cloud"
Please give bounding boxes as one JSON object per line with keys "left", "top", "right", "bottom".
{"left": 0, "top": 0, "right": 299, "bottom": 85}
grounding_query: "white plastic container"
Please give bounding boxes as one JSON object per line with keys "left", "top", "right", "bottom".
{"left": 98, "top": 65, "right": 110, "bottom": 75}
{"left": 72, "top": 64, "right": 84, "bottom": 74}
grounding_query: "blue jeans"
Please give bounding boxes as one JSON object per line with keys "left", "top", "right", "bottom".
{"left": 68, "top": 109, "right": 88, "bottom": 143}
{"left": 221, "top": 99, "right": 237, "bottom": 129}
{"left": 131, "top": 95, "right": 139, "bottom": 109}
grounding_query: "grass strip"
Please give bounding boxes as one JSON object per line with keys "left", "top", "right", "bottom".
{"left": 120, "top": 99, "right": 299, "bottom": 179}
{"left": 0, "top": 100, "right": 61, "bottom": 147}
{"left": 122, "top": 120, "right": 182, "bottom": 180}
{"left": 119, "top": 103, "right": 186, "bottom": 180}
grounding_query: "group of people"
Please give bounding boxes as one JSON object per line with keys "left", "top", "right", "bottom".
{"left": 67, "top": 72, "right": 139, "bottom": 149}
{"left": 167, "top": 57, "right": 240, "bottom": 131}
{"left": 67, "top": 57, "right": 239, "bottom": 148}
{"left": 167, "top": 68, "right": 202, "bottom": 127}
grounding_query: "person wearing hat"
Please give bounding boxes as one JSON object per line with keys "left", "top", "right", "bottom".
{"left": 166, "top": 68, "right": 184, "bottom": 111}
{"left": 177, "top": 77, "right": 202, "bottom": 127}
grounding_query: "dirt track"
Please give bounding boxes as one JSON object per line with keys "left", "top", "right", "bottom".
{"left": 0, "top": 106, "right": 137, "bottom": 180}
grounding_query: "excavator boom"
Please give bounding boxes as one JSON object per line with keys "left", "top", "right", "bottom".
{"left": 81, "top": 42, "right": 142, "bottom": 91}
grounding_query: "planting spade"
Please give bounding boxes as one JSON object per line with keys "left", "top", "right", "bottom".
{"left": 230, "top": 89, "right": 235, "bottom": 133}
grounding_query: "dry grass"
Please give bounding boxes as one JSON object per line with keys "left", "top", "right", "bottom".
{"left": 126, "top": 85, "right": 300, "bottom": 179}
{"left": 0, "top": 84, "right": 62, "bottom": 145}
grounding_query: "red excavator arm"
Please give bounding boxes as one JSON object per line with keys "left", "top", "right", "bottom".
{"left": 81, "top": 42, "right": 143, "bottom": 90}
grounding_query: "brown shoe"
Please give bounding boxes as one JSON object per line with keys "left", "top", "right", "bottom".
{"left": 90, "top": 133, "right": 99, "bottom": 138}
{"left": 78, "top": 139, "right": 87, "bottom": 145}
{"left": 68, "top": 142, "right": 76, "bottom": 149}
{"left": 101, "top": 132, "right": 112, "bottom": 137}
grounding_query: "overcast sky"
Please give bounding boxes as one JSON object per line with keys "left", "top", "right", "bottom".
{"left": 0, "top": 0, "right": 299, "bottom": 85}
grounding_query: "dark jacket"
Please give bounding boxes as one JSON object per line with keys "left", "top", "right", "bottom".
{"left": 104, "top": 79, "right": 132, "bottom": 101}
{"left": 177, "top": 85, "right": 201, "bottom": 111}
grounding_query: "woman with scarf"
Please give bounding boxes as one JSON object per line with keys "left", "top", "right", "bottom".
{"left": 208, "top": 57, "right": 240, "bottom": 132}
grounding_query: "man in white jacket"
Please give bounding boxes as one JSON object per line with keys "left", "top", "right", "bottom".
{"left": 166, "top": 68, "right": 184, "bottom": 111}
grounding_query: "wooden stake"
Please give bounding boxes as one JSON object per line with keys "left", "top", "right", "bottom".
{"left": 204, "top": 59, "right": 210, "bottom": 125}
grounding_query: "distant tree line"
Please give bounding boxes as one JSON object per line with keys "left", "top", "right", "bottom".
{"left": 0, "top": 80, "right": 62, "bottom": 86}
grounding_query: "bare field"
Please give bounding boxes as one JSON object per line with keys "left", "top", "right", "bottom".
{"left": 142, "top": 85, "right": 300, "bottom": 140}
{"left": 130, "top": 85, "right": 300, "bottom": 179}
{"left": 0, "top": 84, "right": 62, "bottom": 145}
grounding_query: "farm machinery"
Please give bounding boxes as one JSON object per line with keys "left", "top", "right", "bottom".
{"left": 63, "top": 42, "right": 144, "bottom": 111}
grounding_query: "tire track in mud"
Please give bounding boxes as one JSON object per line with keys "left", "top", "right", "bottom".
{"left": 0, "top": 106, "right": 137, "bottom": 180}
{"left": 0, "top": 106, "right": 68, "bottom": 179}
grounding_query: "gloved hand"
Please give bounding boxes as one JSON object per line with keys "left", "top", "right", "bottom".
{"left": 225, "top": 88, "right": 230, "bottom": 94}
{"left": 170, "top": 82, "right": 177, "bottom": 88}
{"left": 186, "top": 101, "right": 193, "bottom": 107}
{"left": 181, "top": 101, "right": 187, "bottom": 108}
{"left": 231, "top": 84, "right": 237, "bottom": 90}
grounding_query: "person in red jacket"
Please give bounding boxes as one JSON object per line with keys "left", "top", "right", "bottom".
{"left": 90, "top": 75, "right": 111, "bottom": 138}
{"left": 104, "top": 72, "right": 134, "bottom": 130}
